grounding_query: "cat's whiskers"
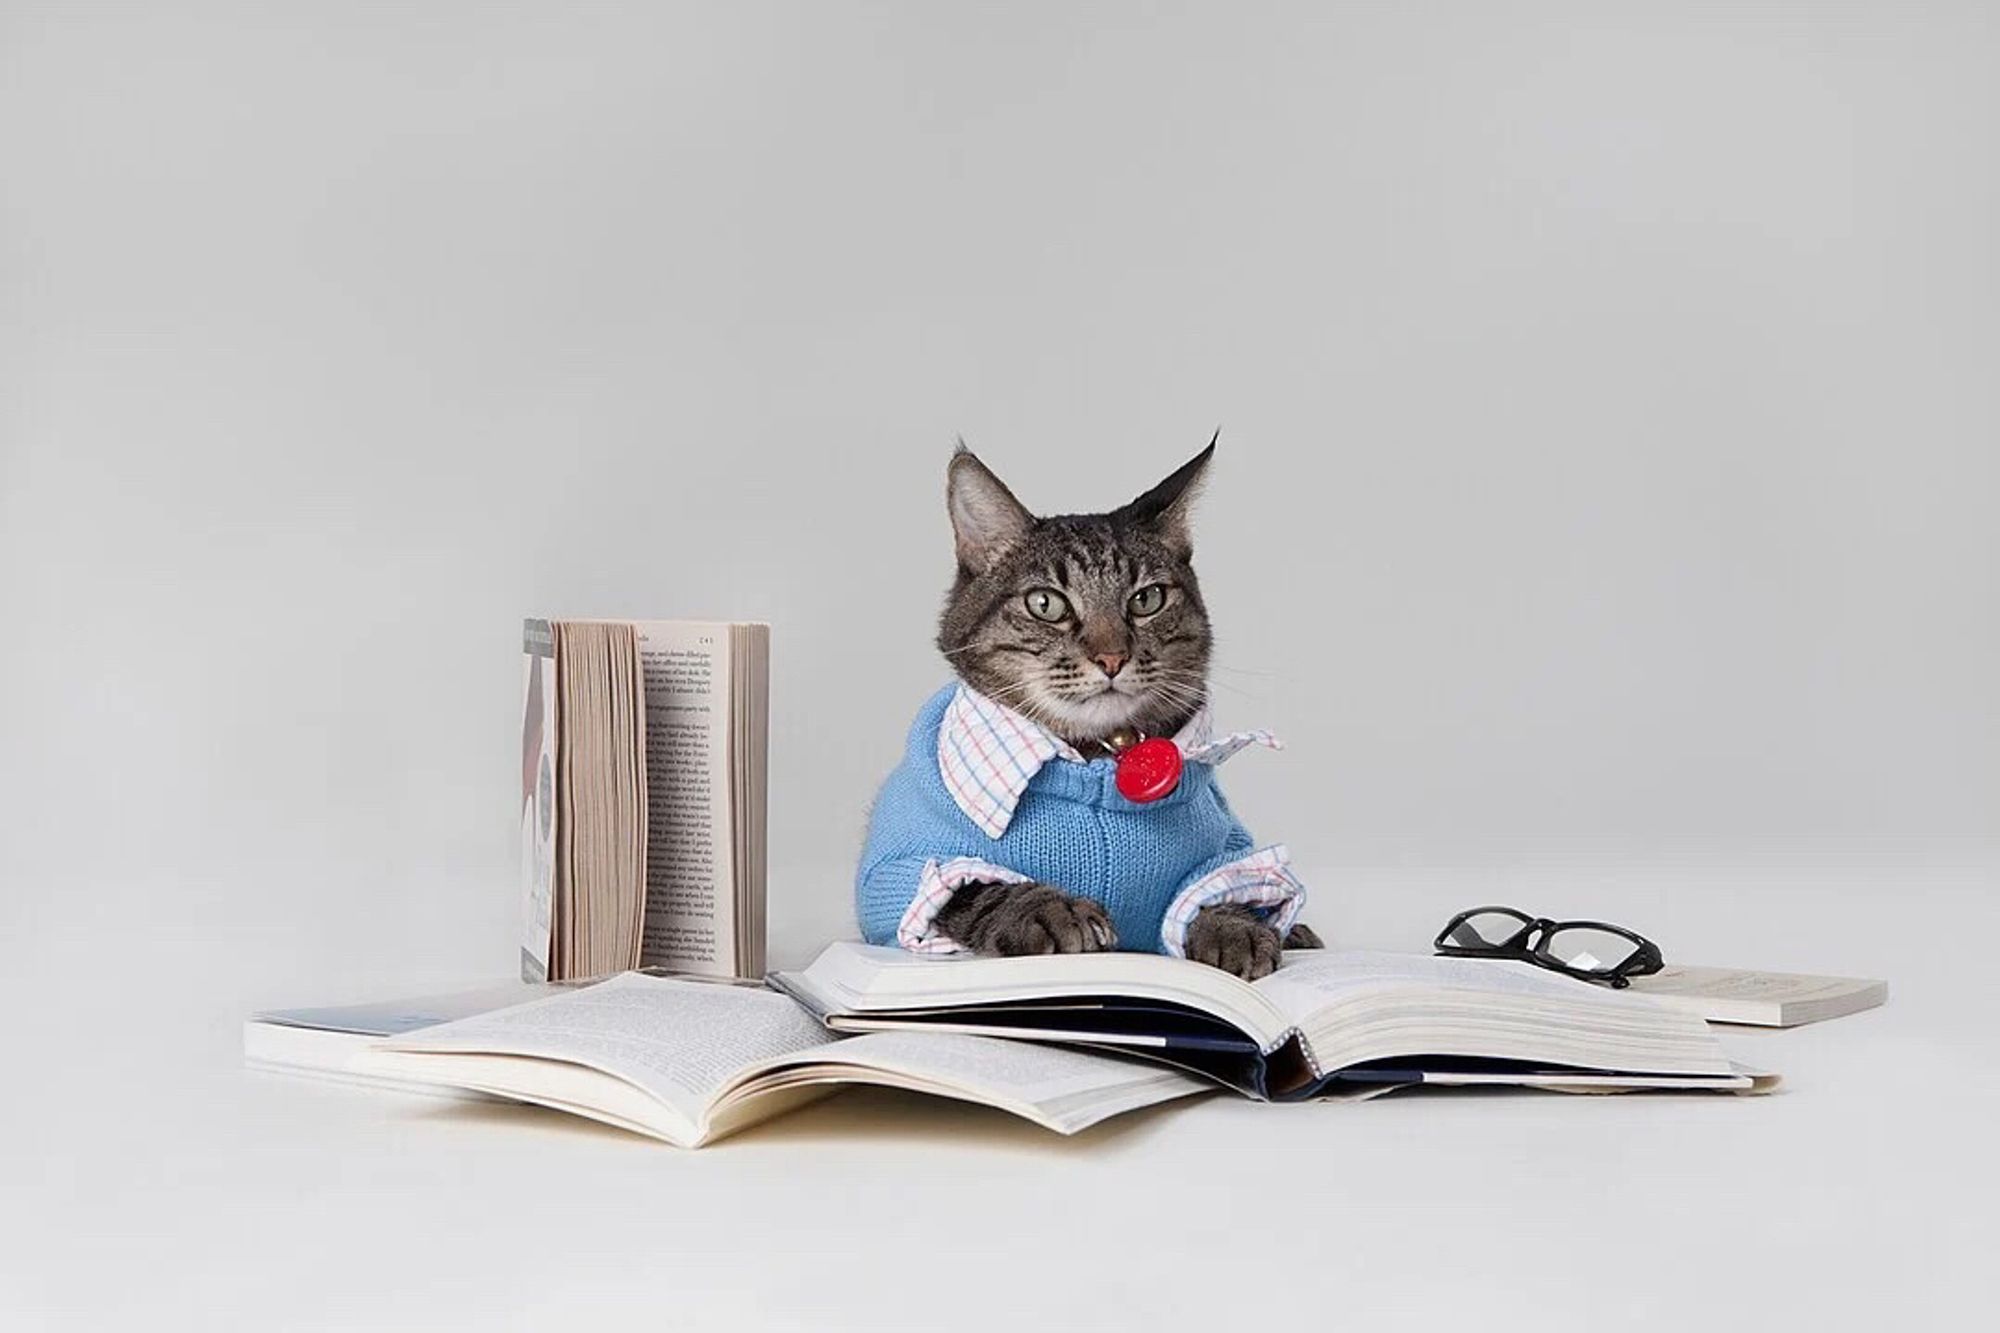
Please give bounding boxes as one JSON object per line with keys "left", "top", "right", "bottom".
{"left": 1178, "top": 674, "right": 1252, "bottom": 703}
{"left": 976, "top": 679, "right": 1041, "bottom": 707}
{"left": 939, "top": 639, "right": 1012, "bottom": 659}
{"left": 1144, "top": 668, "right": 1210, "bottom": 701}
{"left": 1149, "top": 684, "right": 1210, "bottom": 713}
{"left": 1207, "top": 662, "right": 1294, "bottom": 686}
{"left": 1008, "top": 686, "right": 1071, "bottom": 736}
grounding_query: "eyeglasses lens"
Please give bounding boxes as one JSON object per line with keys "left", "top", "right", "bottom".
{"left": 1449, "top": 911, "right": 1531, "bottom": 949}
{"left": 1541, "top": 926, "right": 1641, "bottom": 975}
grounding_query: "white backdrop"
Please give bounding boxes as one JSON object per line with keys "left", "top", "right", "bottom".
{"left": 4, "top": 3, "right": 1996, "bottom": 990}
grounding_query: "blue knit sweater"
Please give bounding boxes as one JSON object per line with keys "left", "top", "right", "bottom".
{"left": 856, "top": 685, "right": 1263, "bottom": 954}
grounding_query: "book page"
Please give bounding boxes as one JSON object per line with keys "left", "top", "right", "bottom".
{"left": 745, "top": 1030, "right": 1209, "bottom": 1134}
{"left": 779, "top": 942, "right": 1290, "bottom": 1048}
{"left": 1255, "top": 951, "right": 1732, "bottom": 1080}
{"left": 548, "top": 621, "right": 648, "bottom": 979}
{"left": 634, "top": 623, "right": 738, "bottom": 976}
{"left": 378, "top": 974, "right": 834, "bottom": 1126}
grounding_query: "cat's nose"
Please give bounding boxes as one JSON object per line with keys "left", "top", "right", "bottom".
{"left": 1093, "top": 652, "right": 1127, "bottom": 679}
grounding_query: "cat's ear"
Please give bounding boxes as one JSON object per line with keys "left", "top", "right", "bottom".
{"left": 1117, "top": 432, "right": 1216, "bottom": 559}
{"left": 946, "top": 444, "right": 1034, "bottom": 574}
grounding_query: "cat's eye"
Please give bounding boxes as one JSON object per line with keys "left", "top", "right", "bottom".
{"left": 1128, "top": 584, "right": 1169, "bottom": 617}
{"left": 1023, "top": 588, "right": 1072, "bottom": 622}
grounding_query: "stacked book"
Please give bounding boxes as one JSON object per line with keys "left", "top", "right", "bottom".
{"left": 248, "top": 941, "right": 1892, "bottom": 1149}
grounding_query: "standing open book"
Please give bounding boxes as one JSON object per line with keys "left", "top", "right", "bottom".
{"left": 521, "top": 618, "right": 769, "bottom": 983}
{"left": 771, "top": 944, "right": 1778, "bottom": 1097}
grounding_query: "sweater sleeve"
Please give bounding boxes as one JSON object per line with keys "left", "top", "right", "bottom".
{"left": 857, "top": 853, "right": 1032, "bottom": 952}
{"left": 856, "top": 699, "right": 1035, "bottom": 952}
{"left": 855, "top": 853, "right": 927, "bottom": 946}
{"left": 855, "top": 763, "right": 1013, "bottom": 950}
{"left": 1156, "top": 842, "right": 1307, "bottom": 959}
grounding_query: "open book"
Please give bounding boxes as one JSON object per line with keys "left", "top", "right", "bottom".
{"left": 522, "top": 618, "right": 769, "bottom": 982}
{"left": 772, "top": 944, "right": 1778, "bottom": 1098}
{"left": 353, "top": 974, "right": 1210, "bottom": 1146}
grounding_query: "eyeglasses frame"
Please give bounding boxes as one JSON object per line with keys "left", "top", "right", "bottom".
{"left": 1432, "top": 905, "right": 1665, "bottom": 988}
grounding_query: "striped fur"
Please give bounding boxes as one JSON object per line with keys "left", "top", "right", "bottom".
{"left": 936, "top": 439, "right": 1216, "bottom": 749}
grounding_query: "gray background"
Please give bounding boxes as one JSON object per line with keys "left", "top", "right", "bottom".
{"left": 5, "top": 2, "right": 1994, "bottom": 977}
{"left": 1, "top": 6, "right": 1996, "bottom": 1328}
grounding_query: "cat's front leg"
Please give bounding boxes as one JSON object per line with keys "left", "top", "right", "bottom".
{"left": 1185, "top": 903, "right": 1284, "bottom": 980}
{"left": 934, "top": 882, "right": 1116, "bottom": 956}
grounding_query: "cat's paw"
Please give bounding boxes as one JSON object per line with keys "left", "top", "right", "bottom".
{"left": 1283, "top": 921, "right": 1323, "bottom": 950}
{"left": 938, "top": 882, "right": 1117, "bottom": 956}
{"left": 1186, "top": 904, "right": 1283, "bottom": 980}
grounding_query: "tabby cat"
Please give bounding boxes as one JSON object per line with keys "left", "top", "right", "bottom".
{"left": 854, "top": 439, "right": 1317, "bottom": 979}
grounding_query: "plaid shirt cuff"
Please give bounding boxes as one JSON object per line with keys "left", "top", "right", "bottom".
{"left": 896, "top": 856, "right": 1033, "bottom": 953}
{"left": 1157, "top": 844, "right": 1306, "bottom": 959}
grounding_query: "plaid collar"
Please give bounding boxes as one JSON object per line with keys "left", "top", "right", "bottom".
{"left": 936, "top": 684, "right": 1281, "bottom": 838}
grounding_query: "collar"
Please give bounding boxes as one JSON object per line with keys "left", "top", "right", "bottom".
{"left": 936, "top": 683, "right": 1281, "bottom": 838}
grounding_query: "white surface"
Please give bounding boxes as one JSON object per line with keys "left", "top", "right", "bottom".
{"left": 4, "top": 866, "right": 1992, "bottom": 1331}
{"left": 4, "top": 4, "right": 1996, "bottom": 1329}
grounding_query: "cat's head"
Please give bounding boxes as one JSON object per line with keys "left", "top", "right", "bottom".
{"left": 936, "top": 439, "right": 1216, "bottom": 745}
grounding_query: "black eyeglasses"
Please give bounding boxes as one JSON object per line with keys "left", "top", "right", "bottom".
{"left": 1433, "top": 906, "right": 1664, "bottom": 988}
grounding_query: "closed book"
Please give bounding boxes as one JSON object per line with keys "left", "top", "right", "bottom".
{"left": 1625, "top": 965, "right": 1887, "bottom": 1027}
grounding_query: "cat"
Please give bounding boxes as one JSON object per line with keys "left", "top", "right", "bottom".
{"left": 854, "top": 438, "right": 1318, "bottom": 980}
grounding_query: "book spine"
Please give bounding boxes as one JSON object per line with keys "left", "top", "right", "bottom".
{"left": 521, "top": 619, "right": 559, "bottom": 981}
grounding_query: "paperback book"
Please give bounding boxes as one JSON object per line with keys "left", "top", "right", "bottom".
{"left": 522, "top": 618, "right": 769, "bottom": 982}
{"left": 1626, "top": 964, "right": 1887, "bottom": 1027}
{"left": 352, "top": 974, "right": 1210, "bottom": 1146}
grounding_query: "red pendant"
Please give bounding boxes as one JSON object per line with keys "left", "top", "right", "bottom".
{"left": 1115, "top": 737, "right": 1184, "bottom": 803}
